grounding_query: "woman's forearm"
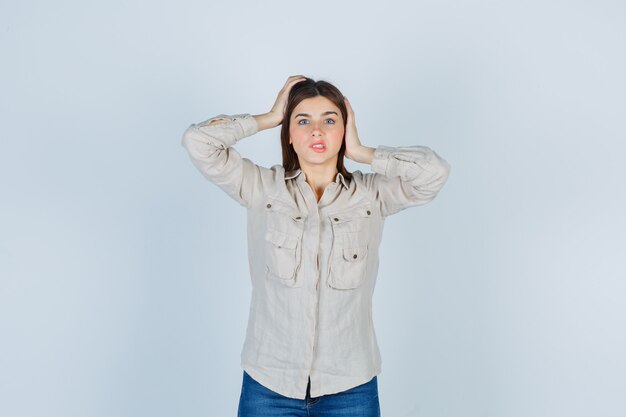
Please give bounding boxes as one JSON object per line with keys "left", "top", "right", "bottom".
{"left": 253, "top": 112, "right": 282, "bottom": 132}
{"left": 351, "top": 145, "right": 375, "bottom": 165}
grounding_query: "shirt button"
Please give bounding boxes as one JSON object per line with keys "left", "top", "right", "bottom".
{"left": 353, "top": 253, "right": 358, "bottom": 259}
{"left": 333, "top": 217, "right": 339, "bottom": 222}
{"left": 296, "top": 216, "right": 301, "bottom": 220}
{"left": 266, "top": 203, "right": 272, "bottom": 208}
{"left": 367, "top": 210, "right": 371, "bottom": 215}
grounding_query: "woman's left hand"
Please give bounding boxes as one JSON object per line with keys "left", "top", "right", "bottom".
{"left": 343, "top": 97, "right": 374, "bottom": 164}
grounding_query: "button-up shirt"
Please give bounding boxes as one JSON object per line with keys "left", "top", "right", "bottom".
{"left": 180, "top": 112, "right": 451, "bottom": 399}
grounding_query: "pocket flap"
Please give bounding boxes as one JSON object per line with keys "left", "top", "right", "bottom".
{"left": 342, "top": 246, "right": 368, "bottom": 261}
{"left": 265, "top": 198, "right": 307, "bottom": 223}
{"left": 265, "top": 230, "right": 299, "bottom": 250}
{"left": 329, "top": 206, "right": 372, "bottom": 224}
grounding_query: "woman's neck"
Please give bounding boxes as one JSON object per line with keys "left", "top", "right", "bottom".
{"left": 300, "top": 162, "right": 339, "bottom": 201}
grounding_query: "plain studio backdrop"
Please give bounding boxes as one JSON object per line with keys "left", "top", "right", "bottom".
{"left": 1, "top": 1, "right": 625, "bottom": 416}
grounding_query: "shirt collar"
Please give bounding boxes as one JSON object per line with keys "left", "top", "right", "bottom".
{"left": 285, "top": 168, "right": 349, "bottom": 190}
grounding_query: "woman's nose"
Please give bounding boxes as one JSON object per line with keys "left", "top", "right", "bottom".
{"left": 311, "top": 121, "right": 323, "bottom": 135}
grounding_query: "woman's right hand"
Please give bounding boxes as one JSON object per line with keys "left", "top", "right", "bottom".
{"left": 253, "top": 75, "right": 307, "bottom": 131}
{"left": 268, "top": 75, "right": 307, "bottom": 125}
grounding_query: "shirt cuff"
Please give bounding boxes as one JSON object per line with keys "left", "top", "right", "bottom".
{"left": 232, "top": 113, "right": 259, "bottom": 138}
{"left": 370, "top": 145, "right": 395, "bottom": 176}
{"left": 193, "top": 113, "right": 259, "bottom": 145}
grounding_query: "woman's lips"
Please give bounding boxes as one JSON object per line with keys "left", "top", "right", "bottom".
{"left": 310, "top": 141, "right": 326, "bottom": 153}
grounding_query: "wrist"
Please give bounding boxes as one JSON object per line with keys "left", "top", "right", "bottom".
{"left": 350, "top": 145, "right": 375, "bottom": 164}
{"left": 253, "top": 112, "right": 282, "bottom": 131}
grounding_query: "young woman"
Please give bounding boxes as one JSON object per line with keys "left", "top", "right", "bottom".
{"left": 181, "top": 75, "right": 451, "bottom": 416}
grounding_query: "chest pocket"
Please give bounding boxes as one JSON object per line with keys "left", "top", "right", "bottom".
{"left": 327, "top": 206, "right": 372, "bottom": 289}
{"left": 264, "top": 198, "right": 306, "bottom": 287}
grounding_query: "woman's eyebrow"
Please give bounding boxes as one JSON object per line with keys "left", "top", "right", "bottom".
{"left": 294, "top": 111, "right": 338, "bottom": 118}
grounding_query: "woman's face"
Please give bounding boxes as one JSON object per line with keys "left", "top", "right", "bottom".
{"left": 289, "top": 96, "right": 345, "bottom": 170}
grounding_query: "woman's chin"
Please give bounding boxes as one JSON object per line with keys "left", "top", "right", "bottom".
{"left": 298, "top": 153, "right": 338, "bottom": 168}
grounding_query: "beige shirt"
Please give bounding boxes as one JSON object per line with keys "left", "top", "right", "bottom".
{"left": 181, "top": 113, "right": 451, "bottom": 399}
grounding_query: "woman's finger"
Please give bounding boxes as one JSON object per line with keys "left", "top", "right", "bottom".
{"left": 344, "top": 97, "right": 354, "bottom": 119}
{"left": 285, "top": 75, "right": 306, "bottom": 88}
{"left": 270, "top": 76, "right": 307, "bottom": 118}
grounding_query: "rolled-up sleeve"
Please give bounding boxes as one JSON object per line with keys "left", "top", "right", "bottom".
{"left": 370, "top": 145, "right": 451, "bottom": 217}
{"left": 180, "top": 113, "right": 262, "bottom": 208}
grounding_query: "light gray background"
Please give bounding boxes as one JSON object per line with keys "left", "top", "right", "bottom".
{"left": 1, "top": 1, "right": 625, "bottom": 416}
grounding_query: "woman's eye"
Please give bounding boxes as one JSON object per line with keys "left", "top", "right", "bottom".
{"left": 297, "top": 119, "right": 335, "bottom": 125}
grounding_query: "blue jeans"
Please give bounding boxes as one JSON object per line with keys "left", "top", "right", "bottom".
{"left": 237, "top": 371, "right": 381, "bottom": 417}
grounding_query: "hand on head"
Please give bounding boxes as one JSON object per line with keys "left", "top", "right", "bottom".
{"left": 269, "top": 75, "right": 307, "bottom": 125}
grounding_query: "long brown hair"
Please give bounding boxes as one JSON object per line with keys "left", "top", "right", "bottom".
{"left": 280, "top": 77, "right": 353, "bottom": 183}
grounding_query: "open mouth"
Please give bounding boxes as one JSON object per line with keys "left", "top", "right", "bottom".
{"left": 310, "top": 141, "right": 326, "bottom": 152}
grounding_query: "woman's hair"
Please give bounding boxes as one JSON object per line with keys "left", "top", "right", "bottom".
{"left": 280, "top": 77, "right": 353, "bottom": 183}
